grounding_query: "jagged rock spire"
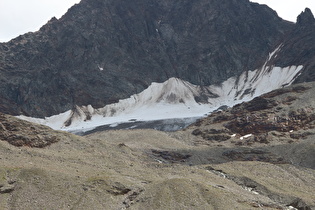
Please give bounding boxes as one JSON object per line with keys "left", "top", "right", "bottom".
{"left": 297, "top": 8, "right": 315, "bottom": 26}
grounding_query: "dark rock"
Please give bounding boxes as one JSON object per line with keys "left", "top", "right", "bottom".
{"left": 289, "top": 132, "right": 314, "bottom": 140}
{"left": 0, "top": 0, "right": 293, "bottom": 117}
{"left": 192, "top": 129, "right": 202, "bottom": 136}
{"left": 287, "top": 198, "right": 312, "bottom": 210}
{"left": 228, "top": 176, "right": 269, "bottom": 194}
{"left": 202, "top": 134, "right": 231, "bottom": 142}
{"left": 123, "top": 188, "right": 144, "bottom": 209}
{"left": 205, "top": 128, "right": 230, "bottom": 134}
{"left": 0, "top": 184, "right": 15, "bottom": 194}
{"left": 151, "top": 149, "right": 191, "bottom": 163}
{"left": 224, "top": 100, "right": 315, "bottom": 135}
{"left": 212, "top": 114, "right": 232, "bottom": 123}
{"left": 270, "top": 8, "right": 315, "bottom": 83}
{"left": 222, "top": 149, "right": 287, "bottom": 164}
{"left": 204, "top": 166, "right": 216, "bottom": 171}
{"left": 192, "top": 128, "right": 231, "bottom": 141}
{"left": 243, "top": 97, "right": 277, "bottom": 112}
{"left": 297, "top": 8, "right": 315, "bottom": 26}
{"left": 107, "top": 182, "right": 132, "bottom": 196}
{"left": 262, "top": 89, "right": 292, "bottom": 98}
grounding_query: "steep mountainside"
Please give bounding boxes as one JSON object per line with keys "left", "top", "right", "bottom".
{"left": 0, "top": 0, "right": 295, "bottom": 117}
{"left": 269, "top": 8, "right": 315, "bottom": 83}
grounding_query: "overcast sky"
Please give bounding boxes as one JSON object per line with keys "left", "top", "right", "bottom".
{"left": 0, "top": 0, "right": 315, "bottom": 42}
{"left": 0, "top": 0, "right": 81, "bottom": 42}
{"left": 251, "top": 0, "right": 315, "bottom": 22}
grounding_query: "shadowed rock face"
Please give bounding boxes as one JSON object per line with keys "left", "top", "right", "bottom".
{"left": 0, "top": 0, "right": 293, "bottom": 117}
{"left": 297, "top": 8, "right": 315, "bottom": 26}
{"left": 271, "top": 8, "right": 315, "bottom": 83}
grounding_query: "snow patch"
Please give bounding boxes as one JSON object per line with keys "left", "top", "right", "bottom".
{"left": 97, "top": 64, "right": 104, "bottom": 71}
{"left": 286, "top": 206, "right": 298, "bottom": 210}
{"left": 244, "top": 186, "right": 259, "bottom": 195}
{"left": 240, "top": 134, "right": 253, "bottom": 140}
{"left": 268, "top": 44, "right": 283, "bottom": 62}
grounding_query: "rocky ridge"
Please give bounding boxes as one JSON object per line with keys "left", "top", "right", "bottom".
{"left": 0, "top": 0, "right": 298, "bottom": 117}
{"left": 272, "top": 8, "right": 315, "bottom": 83}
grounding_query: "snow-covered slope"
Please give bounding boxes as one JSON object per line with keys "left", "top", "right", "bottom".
{"left": 18, "top": 46, "right": 303, "bottom": 132}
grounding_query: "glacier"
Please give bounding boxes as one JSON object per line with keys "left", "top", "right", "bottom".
{"left": 17, "top": 44, "right": 303, "bottom": 134}
{"left": 18, "top": 64, "right": 303, "bottom": 134}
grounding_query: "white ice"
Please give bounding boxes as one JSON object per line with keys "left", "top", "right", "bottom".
{"left": 17, "top": 45, "right": 303, "bottom": 133}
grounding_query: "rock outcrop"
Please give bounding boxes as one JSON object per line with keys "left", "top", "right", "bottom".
{"left": 297, "top": 8, "right": 315, "bottom": 26}
{"left": 183, "top": 82, "right": 315, "bottom": 169}
{"left": 0, "top": 112, "right": 73, "bottom": 147}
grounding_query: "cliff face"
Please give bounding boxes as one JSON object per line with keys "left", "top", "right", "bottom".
{"left": 0, "top": 0, "right": 294, "bottom": 117}
{"left": 270, "top": 8, "right": 315, "bottom": 83}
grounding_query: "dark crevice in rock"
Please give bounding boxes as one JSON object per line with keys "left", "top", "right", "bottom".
{"left": 150, "top": 149, "right": 191, "bottom": 163}
{"left": 222, "top": 149, "right": 287, "bottom": 164}
{"left": 122, "top": 188, "right": 145, "bottom": 209}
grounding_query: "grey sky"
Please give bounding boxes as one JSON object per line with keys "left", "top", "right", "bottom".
{"left": 0, "top": 0, "right": 80, "bottom": 42}
{"left": 251, "top": 0, "right": 315, "bottom": 22}
{"left": 0, "top": 0, "right": 315, "bottom": 42}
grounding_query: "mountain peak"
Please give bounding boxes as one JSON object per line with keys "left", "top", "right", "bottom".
{"left": 0, "top": 0, "right": 306, "bottom": 118}
{"left": 297, "top": 8, "right": 315, "bottom": 26}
